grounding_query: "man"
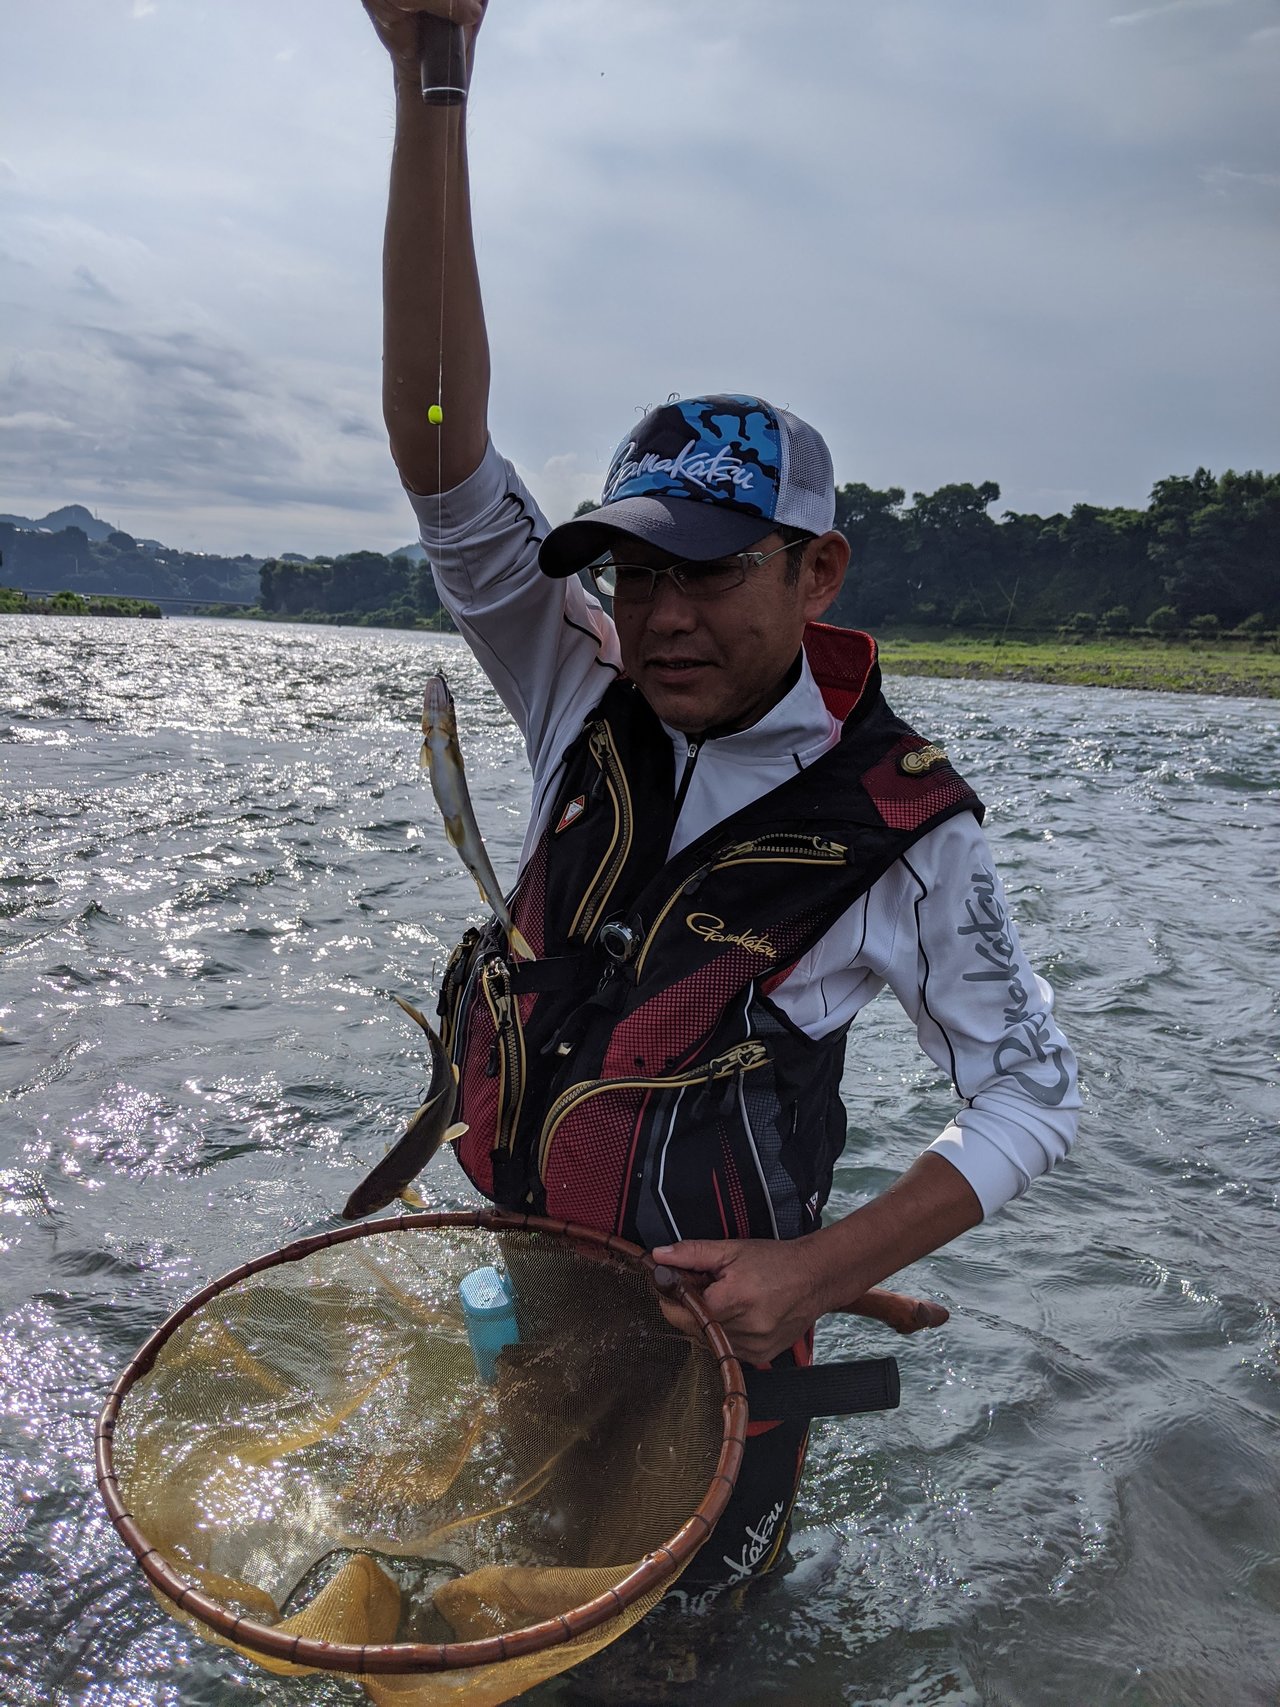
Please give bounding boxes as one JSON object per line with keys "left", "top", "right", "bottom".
{"left": 361, "top": 0, "right": 1078, "bottom": 1603}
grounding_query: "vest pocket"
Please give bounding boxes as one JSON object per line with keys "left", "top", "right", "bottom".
{"left": 633, "top": 833, "right": 851, "bottom": 978}
{"left": 455, "top": 955, "right": 529, "bottom": 1196}
{"left": 436, "top": 925, "right": 480, "bottom": 1057}
{"left": 536, "top": 1043, "right": 768, "bottom": 1235}
{"left": 566, "top": 722, "right": 634, "bottom": 945}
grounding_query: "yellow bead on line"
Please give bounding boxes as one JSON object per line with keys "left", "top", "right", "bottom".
{"left": 428, "top": 404, "right": 444, "bottom": 425}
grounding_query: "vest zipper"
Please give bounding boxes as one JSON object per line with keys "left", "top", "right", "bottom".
{"left": 633, "top": 834, "right": 850, "bottom": 978}
{"left": 536, "top": 1041, "right": 768, "bottom": 1183}
{"left": 672, "top": 740, "right": 700, "bottom": 821}
{"left": 567, "top": 722, "right": 634, "bottom": 945}
{"left": 480, "top": 958, "right": 526, "bottom": 1157}
{"left": 437, "top": 926, "right": 480, "bottom": 1056}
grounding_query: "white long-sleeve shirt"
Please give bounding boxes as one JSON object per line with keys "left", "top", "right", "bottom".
{"left": 408, "top": 443, "right": 1080, "bottom": 1218}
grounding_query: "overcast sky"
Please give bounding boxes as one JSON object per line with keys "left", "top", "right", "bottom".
{"left": 1, "top": 0, "right": 1277, "bottom": 557}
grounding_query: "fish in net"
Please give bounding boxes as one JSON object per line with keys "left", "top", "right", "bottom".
{"left": 96, "top": 1211, "right": 747, "bottom": 1705}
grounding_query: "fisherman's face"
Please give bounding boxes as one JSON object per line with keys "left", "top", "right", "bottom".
{"left": 609, "top": 531, "right": 848, "bottom": 736}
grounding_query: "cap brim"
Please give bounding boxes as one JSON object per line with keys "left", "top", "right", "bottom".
{"left": 539, "top": 495, "right": 775, "bottom": 579}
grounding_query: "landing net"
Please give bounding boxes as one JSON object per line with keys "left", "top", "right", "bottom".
{"left": 96, "top": 1211, "right": 746, "bottom": 1706}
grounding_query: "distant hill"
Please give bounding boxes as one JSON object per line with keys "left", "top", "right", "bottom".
{"left": 0, "top": 513, "right": 263, "bottom": 606}
{"left": 0, "top": 503, "right": 117, "bottom": 542}
{"left": 0, "top": 505, "right": 435, "bottom": 616}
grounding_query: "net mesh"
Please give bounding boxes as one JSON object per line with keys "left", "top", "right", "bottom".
{"left": 105, "top": 1221, "right": 733, "bottom": 1705}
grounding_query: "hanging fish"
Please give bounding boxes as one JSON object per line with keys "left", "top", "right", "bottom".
{"left": 341, "top": 996, "right": 468, "bottom": 1220}
{"left": 421, "top": 672, "right": 534, "bottom": 960}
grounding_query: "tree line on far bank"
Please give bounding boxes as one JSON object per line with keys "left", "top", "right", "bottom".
{"left": 5, "top": 464, "right": 1276, "bottom": 635}
{"left": 823, "top": 467, "right": 1278, "bottom": 635}
{"left": 0, "top": 521, "right": 260, "bottom": 606}
{"left": 571, "top": 464, "right": 1278, "bottom": 636}
{"left": 256, "top": 552, "right": 450, "bottom": 628}
{"left": 263, "top": 461, "right": 1277, "bottom": 639}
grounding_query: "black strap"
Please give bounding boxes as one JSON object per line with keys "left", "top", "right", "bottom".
{"left": 506, "top": 956, "right": 591, "bottom": 994}
{"left": 743, "top": 1357, "right": 900, "bottom": 1422}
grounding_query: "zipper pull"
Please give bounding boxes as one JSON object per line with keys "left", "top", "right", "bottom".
{"left": 490, "top": 959, "right": 513, "bottom": 1016}
{"left": 673, "top": 740, "right": 701, "bottom": 819}
{"left": 484, "top": 960, "right": 515, "bottom": 1072}
{"left": 585, "top": 724, "right": 611, "bottom": 800}
{"left": 710, "top": 1042, "right": 768, "bottom": 1077}
{"left": 591, "top": 964, "right": 631, "bottom": 1015}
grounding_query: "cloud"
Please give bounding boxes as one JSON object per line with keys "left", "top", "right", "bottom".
{"left": 86, "top": 325, "right": 265, "bottom": 396}
{"left": 1199, "top": 164, "right": 1280, "bottom": 192}
{"left": 1109, "top": 0, "right": 1239, "bottom": 24}
{"left": 0, "top": 314, "right": 382, "bottom": 545}
{"left": 0, "top": 411, "right": 78, "bottom": 434}
{"left": 1, "top": 0, "right": 1276, "bottom": 554}
{"left": 72, "top": 265, "right": 120, "bottom": 303}
{"left": 131, "top": 1, "right": 157, "bottom": 18}
{"left": 511, "top": 452, "right": 601, "bottom": 527}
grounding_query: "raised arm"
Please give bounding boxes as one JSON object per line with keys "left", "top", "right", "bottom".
{"left": 363, "top": 1, "right": 490, "bottom": 494}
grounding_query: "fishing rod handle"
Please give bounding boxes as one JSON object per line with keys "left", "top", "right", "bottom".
{"left": 418, "top": 10, "right": 468, "bottom": 106}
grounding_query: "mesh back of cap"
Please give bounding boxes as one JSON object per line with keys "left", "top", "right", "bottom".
{"left": 776, "top": 406, "right": 836, "bottom": 533}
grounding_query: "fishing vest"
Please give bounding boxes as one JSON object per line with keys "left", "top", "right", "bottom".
{"left": 437, "top": 624, "right": 983, "bottom": 1250}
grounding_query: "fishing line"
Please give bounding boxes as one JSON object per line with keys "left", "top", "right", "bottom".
{"left": 415, "top": 3, "right": 467, "bottom": 536}
{"left": 436, "top": 0, "right": 452, "bottom": 510}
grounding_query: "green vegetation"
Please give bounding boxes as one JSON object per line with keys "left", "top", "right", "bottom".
{"left": 0, "top": 521, "right": 259, "bottom": 605}
{"left": 203, "top": 602, "right": 456, "bottom": 631}
{"left": 6, "top": 461, "right": 1276, "bottom": 665}
{"left": 826, "top": 468, "right": 1278, "bottom": 633}
{"left": 576, "top": 466, "right": 1280, "bottom": 634}
{"left": 247, "top": 550, "right": 455, "bottom": 630}
{"left": 0, "top": 586, "right": 162, "bottom": 619}
{"left": 878, "top": 630, "right": 1280, "bottom": 698}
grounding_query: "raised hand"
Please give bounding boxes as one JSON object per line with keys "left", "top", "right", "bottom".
{"left": 361, "top": 0, "right": 486, "bottom": 72}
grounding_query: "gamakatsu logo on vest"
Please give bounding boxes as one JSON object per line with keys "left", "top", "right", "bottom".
{"left": 686, "top": 912, "right": 777, "bottom": 958}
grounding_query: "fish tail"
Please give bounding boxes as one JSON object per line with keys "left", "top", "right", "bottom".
{"left": 392, "top": 994, "right": 433, "bottom": 1033}
{"left": 507, "top": 925, "right": 535, "bottom": 962}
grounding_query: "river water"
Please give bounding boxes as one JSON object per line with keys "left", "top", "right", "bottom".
{"left": 1, "top": 615, "right": 1276, "bottom": 1707}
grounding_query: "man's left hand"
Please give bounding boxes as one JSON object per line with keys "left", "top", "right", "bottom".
{"left": 652, "top": 1154, "right": 980, "bottom": 1363}
{"left": 651, "top": 1236, "right": 832, "bottom": 1364}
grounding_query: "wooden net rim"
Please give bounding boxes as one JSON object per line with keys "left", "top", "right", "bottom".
{"left": 94, "top": 1208, "right": 750, "bottom": 1676}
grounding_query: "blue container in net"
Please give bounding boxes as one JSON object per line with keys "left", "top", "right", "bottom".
{"left": 458, "top": 1264, "right": 520, "bottom": 1383}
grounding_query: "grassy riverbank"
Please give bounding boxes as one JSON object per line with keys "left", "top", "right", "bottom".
{"left": 1, "top": 587, "right": 162, "bottom": 619}
{"left": 195, "top": 604, "right": 457, "bottom": 631}
{"left": 878, "top": 632, "right": 1280, "bottom": 698}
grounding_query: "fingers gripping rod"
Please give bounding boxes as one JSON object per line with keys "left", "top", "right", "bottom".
{"left": 418, "top": 11, "right": 468, "bottom": 105}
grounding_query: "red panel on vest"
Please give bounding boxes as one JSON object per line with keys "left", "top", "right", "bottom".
{"left": 862, "top": 737, "right": 973, "bottom": 831}
{"left": 803, "top": 622, "right": 876, "bottom": 722}
{"left": 542, "top": 1087, "right": 653, "bottom": 1233}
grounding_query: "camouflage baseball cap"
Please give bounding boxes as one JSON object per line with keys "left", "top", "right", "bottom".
{"left": 538, "top": 393, "right": 836, "bottom": 578}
